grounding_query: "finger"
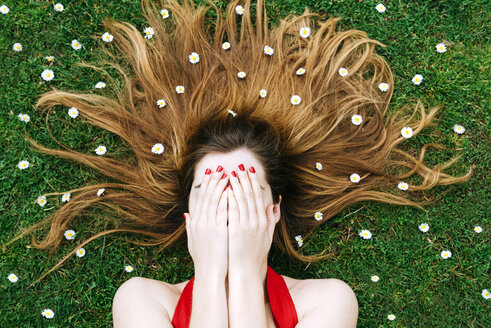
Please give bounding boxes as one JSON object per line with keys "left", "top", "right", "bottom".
{"left": 248, "top": 167, "right": 267, "bottom": 224}
{"left": 238, "top": 165, "right": 257, "bottom": 225}
{"left": 230, "top": 167, "right": 248, "bottom": 224}
{"left": 201, "top": 166, "right": 225, "bottom": 226}
{"left": 228, "top": 185, "right": 240, "bottom": 226}
{"left": 207, "top": 171, "right": 229, "bottom": 227}
{"left": 216, "top": 187, "right": 228, "bottom": 226}
{"left": 194, "top": 167, "right": 213, "bottom": 227}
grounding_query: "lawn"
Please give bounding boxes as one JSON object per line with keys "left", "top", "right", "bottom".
{"left": 0, "top": 0, "right": 489, "bottom": 327}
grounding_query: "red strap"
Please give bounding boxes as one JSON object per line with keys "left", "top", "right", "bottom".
{"left": 170, "top": 276, "right": 194, "bottom": 328}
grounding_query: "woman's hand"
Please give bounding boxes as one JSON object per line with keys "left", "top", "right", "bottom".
{"left": 185, "top": 166, "right": 230, "bottom": 278}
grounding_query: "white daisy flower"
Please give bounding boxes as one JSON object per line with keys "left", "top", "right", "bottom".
{"left": 351, "top": 114, "right": 362, "bottom": 125}
{"left": 125, "top": 265, "right": 134, "bottom": 273}
{"left": 440, "top": 250, "right": 452, "bottom": 259}
{"left": 418, "top": 223, "right": 429, "bottom": 232}
{"left": 8, "top": 273, "right": 18, "bottom": 283}
{"left": 235, "top": 5, "right": 244, "bottom": 15}
{"left": 95, "top": 145, "right": 107, "bottom": 155}
{"left": 453, "top": 124, "right": 465, "bottom": 134}
{"left": 259, "top": 89, "right": 267, "bottom": 98}
{"left": 350, "top": 173, "right": 360, "bottom": 183}
{"left": 18, "top": 113, "right": 30, "bottom": 123}
{"left": 387, "top": 314, "right": 395, "bottom": 321}
{"left": 176, "top": 85, "right": 185, "bottom": 93}
{"left": 54, "top": 3, "right": 64, "bottom": 12}
{"left": 376, "top": 4, "right": 386, "bottom": 13}
{"left": 474, "top": 226, "right": 482, "bottom": 233}
{"left": 228, "top": 109, "right": 237, "bottom": 117}
{"left": 294, "top": 235, "right": 303, "bottom": 247}
{"left": 412, "top": 74, "right": 423, "bottom": 85}
{"left": 222, "top": 41, "right": 231, "bottom": 50}
{"left": 264, "top": 45, "right": 274, "bottom": 56}
{"left": 143, "top": 27, "right": 154, "bottom": 39}
{"left": 436, "top": 43, "right": 447, "bottom": 53}
{"left": 13, "top": 42, "right": 22, "bottom": 52}
{"left": 371, "top": 275, "right": 380, "bottom": 282}
{"left": 62, "top": 192, "right": 71, "bottom": 203}
{"left": 41, "top": 69, "right": 54, "bottom": 81}
{"left": 41, "top": 309, "right": 55, "bottom": 319}
{"left": 37, "top": 196, "right": 47, "bottom": 207}
{"left": 189, "top": 51, "right": 200, "bottom": 64}
{"left": 482, "top": 289, "right": 490, "bottom": 300}
{"left": 401, "top": 126, "right": 413, "bottom": 138}
{"left": 291, "top": 95, "right": 301, "bottom": 105}
{"left": 151, "top": 143, "right": 165, "bottom": 154}
{"left": 237, "top": 71, "right": 246, "bottom": 79}
{"left": 315, "top": 162, "right": 322, "bottom": 170}
{"left": 338, "top": 67, "right": 348, "bottom": 77}
{"left": 359, "top": 229, "right": 372, "bottom": 239}
{"left": 68, "top": 107, "right": 79, "bottom": 118}
{"left": 296, "top": 67, "right": 306, "bottom": 76}
{"left": 398, "top": 182, "right": 409, "bottom": 191}
{"left": 314, "top": 211, "right": 323, "bottom": 221}
{"left": 45, "top": 56, "right": 55, "bottom": 62}
{"left": 299, "top": 27, "right": 311, "bottom": 38}
{"left": 95, "top": 81, "right": 106, "bottom": 89}
{"left": 378, "top": 82, "right": 389, "bottom": 92}
{"left": 160, "top": 9, "right": 169, "bottom": 19}
{"left": 0, "top": 5, "right": 9, "bottom": 14}
{"left": 76, "top": 247, "right": 86, "bottom": 257}
{"left": 102, "top": 32, "right": 114, "bottom": 42}
{"left": 71, "top": 39, "right": 82, "bottom": 50}
{"left": 17, "top": 160, "right": 29, "bottom": 170}
{"left": 157, "top": 99, "right": 166, "bottom": 108}
{"left": 97, "top": 188, "right": 105, "bottom": 197}
{"left": 64, "top": 229, "right": 76, "bottom": 240}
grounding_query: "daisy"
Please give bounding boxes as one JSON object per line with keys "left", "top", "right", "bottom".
{"left": 151, "top": 143, "right": 165, "bottom": 154}
{"left": 412, "top": 74, "right": 423, "bottom": 85}
{"left": 264, "top": 45, "right": 274, "bottom": 56}
{"left": 482, "top": 289, "right": 490, "bottom": 300}
{"left": 419, "top": 223, "right": 429, "bottom": 232}
{"left": 143, "top": 27, "right": 154, "bottom": 39}
{"left": 387, "top": 314, "right": 396, "bottom": 321}
{"left": 222, "top": 42, "right": 231, "bottom": 50}
{"left": 228, "top": 109, "right": 237, "bottom": 117}
{"left": 76, "top": 247, "right": 86, "bottom": 257}
{"left": 41, "top": 69, "right": 54, "bottom": 81}
{"left": 17, "top": 160, "right": 29, "bottom": 170}
{"left": 97, "top": 188, "right": 105, "bottom": 197}
{"left": 371, "top": 275, "right": 380, "bottom": 282}
{"left": 436, "top": 43, "right": 447, "bottom": 53}
{"left": 41, "top": 309, "right": 54, "bottom": 319}
{"left": 176, "top": 85, "right": 185, "bottom": 93}
{"left": 54, "top": 3, "right": 64, "bottom": 12}
{"left": 235, "top": 5, "right": 244, "bottom": 15}
{"left": 160, "top": 9, "right": 169, "bottom": 19}
{"left": 474, "top": 226, "right": 482, "bottom": 233}
{"left": 376, "top": 4, "right": 386, "bottom": 13}
{"left": 338, "top": 67, "right": 348, "bottom": 77}
{"left": 12, "top": 42, "right": 22, "bottom": 52}
{"left": 359, "top": 229, "right": 372, "bottom": 240}
{"left": 398, "top": 182, "right": 409, "bottom": 191}
{"left": 291, "top": 95, "right": 301, "bottom": 105}
{"left": 18, "top": 113, "right": 30, "bottom": 123}
{"left": 299, "top": 27, "right": 310, "bottom": 38}
{"left": 102, "top": 32, "right": 114, "bottom": 42}
{"left": 259, "top": 89, "right": 267, "bottom": 98}
{"left": 189, "top": 52, "right": 200, "bottom": 64}
{"left": 296, "top": 67, "right": 306, "bottom": 76}
{"left": 64, "top": 229, "right": 76, "bottom": 240}
{"left": 71, "top": 39, "right": 82, "bottom": 50}
{"left": 8, "top": 273, "right": 18, "bottom": 283}
{"left": 95, "top": 81, "right": 106, "bottom": 89}
{"left": 295, "top": 235, "right": 304, "bottom": 247}
{"left": 378, "top": 82, "right": 389, "bottom": 92}
{"left": 68, "top": 107, "right": 79, "bottom": 118}
{"left": 95, "top": 145, "right": 107, "bottom": 155}
{"left": 315, "top": 162, "right": 322, "bottom": 170}
{"left": 125, "top": 265, "right": 134, "bottom": 273}
{"left": 401, "top": 126, "right": 413, "bottom": 138}
{"left": 314, "top": 211, "right": 323, "bottom": 221}
{"left": 440, "top": 250, "right": 452, "bottom": 259}
{"left": 45, "top": 56, "right": 55, "bottom": 62}
{"left": 350, "top": 173, "right": 360, "bottom": 183}
{"left": 157, "top": 99, "right": 166, "bottom": 108}
{"left": 37, "top": 196, "right": 47, "bottom": 207}
{"left": 0, "top": 5, "right": 9, "bottom": 14}
{"left": 351, "top": 114, "right": 362, "bottom": 125}
{"left": 453, "top": 124, "right": 465, "bottom": 134}
{"left": 237, "top": 71, "right": 246, "bottom": 79}
{"left": 62, "top": 192, "right": 71, "bottom": 203}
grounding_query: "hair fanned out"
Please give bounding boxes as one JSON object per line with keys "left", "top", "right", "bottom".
{"left": 4, "top": 0, "right": 472, "bottom": 286}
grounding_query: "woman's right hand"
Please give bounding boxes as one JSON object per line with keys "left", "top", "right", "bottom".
{"left": 184, "top": 166, "right": 230, "bottom": 278}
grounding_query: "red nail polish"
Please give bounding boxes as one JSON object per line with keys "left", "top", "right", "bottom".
{"left": 238, "top": 164, "right": 245, "bottom": 171}
{"left": 221, "top": 173, "right": 227, "bottom": 179}
{"left": 183, "top": 213, "right": 186, "bottom": 220}
{"left": 217, "top": 165, "right": 223, "bottom": 172}
{"left": 231, "top": 170, "right": 237, "bottom": 177}
{"left": 249, "top": 166, "right": 255, "bottom": 173}
{"left": 230, "top": 185, "right": 233, "bottom": 190}
{"left": 205, "top": 168, "right": 211, "bottom": 175}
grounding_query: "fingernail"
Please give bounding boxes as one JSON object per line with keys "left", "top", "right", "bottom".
{"left": 231, "top": 170, "right": 237, "bottom": 177}
{"left": 183, "top": 213, "right": 186, "bottom": 220}
{"left": 217, "top": 165, "right": 223, "bottom": 172}
{"left": 238, "top": 164, "right": 245, "bottom": 171}
{"left": 230, "top": 185, "right": 233, "bottom": 190}
{"left": 205, "top": 168, "right": 212, "bottom": 175}
{"left": 249, "top": 166, "right": 255, "bottom": 173}
{"left": 221, "top": 173, "right": 227, "bottom": 179}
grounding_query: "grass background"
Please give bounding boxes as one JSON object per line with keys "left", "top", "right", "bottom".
{"left": 1, "top": 0, "right": 489, "bottom": 327}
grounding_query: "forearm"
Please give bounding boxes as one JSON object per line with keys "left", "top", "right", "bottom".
{"left": 189, "top": 271, "right": 228, "bottom": 328}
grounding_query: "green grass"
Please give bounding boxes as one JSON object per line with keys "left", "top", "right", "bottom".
{"left": 1, "top": 0, "right": 489, "bottom": 327}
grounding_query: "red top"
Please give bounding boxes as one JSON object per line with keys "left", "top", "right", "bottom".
{"left": 171, "top": 265, "right": 299, "bottom": 328}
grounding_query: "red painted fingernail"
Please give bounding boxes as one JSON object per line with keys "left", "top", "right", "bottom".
{"left": 205, "top": 168, "right": 212, "bottom": 175}
{"left": 230, "top": 185, "right": 233, "bottom": 190}
{"left": 183, "top": 213, "right": 186, "bottom": 220}
{"left": 217, "top": 165, "right": 223, "bottom": 172}
{"left": 238, "top": 164, "right": 245, "bottom": 171}
{"left": 231, "top": 170, "right": 237, "bottom": 177}
{"left": 221, "top": 173, "right": 227, "bottom": 179}
{"left": 249, "top": 166, "right": 255, "bottom": 173}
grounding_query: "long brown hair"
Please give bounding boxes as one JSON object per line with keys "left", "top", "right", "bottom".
{"left": 3, "top": 0, "right": 473, "bottom": 286}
